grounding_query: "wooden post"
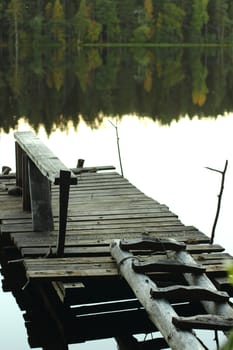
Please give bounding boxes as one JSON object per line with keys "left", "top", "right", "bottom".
{"left": 22, "top": 151, "right": 31, "bottom": 211}
{"left": 15, "top": 142, "right": 23, "bottom": 187}
{"left": 56, "top": 170, "right": 71, "bottom": 257}
{"left": 28, "top": 159, "right": 54, "bottom": 232}
{"left": 76, "top": 159, "right": 85, "bottom": 168}
{"left": 110, "top": 240, "right": 206, "bottom": 350}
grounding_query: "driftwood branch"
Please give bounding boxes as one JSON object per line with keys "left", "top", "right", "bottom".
{"left": 205, "top": 160, "right": 228, "bottom": 244}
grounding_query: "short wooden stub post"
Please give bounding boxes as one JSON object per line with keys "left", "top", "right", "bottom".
{"left": 56, "top": 170, "right": 71, "bottom": 257}
{"left": 110, "top": 239, "right": 206, "bottom": 350}
{"left": 28, "top": 159, "right": 54, "bottom": 232}
{"left": 77, "top": 159, "right": 85, "bottom": 168}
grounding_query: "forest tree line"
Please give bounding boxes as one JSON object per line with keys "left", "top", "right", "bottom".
{"left": 1, "top": 0, "right": 233, "bottom": 48}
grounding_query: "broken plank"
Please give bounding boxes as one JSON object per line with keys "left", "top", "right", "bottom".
{"left": 172, "top": 315, "right": 233, "bottom": 331}
{"left": 150, "top": 285, "right": 229, "bottom": 302}
{"left": 120, "top": 237, "right": 186, "bottom": 251}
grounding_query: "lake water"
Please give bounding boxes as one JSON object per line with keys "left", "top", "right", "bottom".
{"left": 0, "top": 47, "right": 233, "bottom": 349}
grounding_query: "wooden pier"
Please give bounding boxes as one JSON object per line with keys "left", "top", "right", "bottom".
{"left": 0, "top": 131, "right": 233, "bottom": 349}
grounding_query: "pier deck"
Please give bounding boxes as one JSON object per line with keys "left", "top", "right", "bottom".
{"left": 1, "top": 171, "right": 230, "bottom": 283}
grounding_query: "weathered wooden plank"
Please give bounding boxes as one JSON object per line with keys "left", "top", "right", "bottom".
{"left": 19, "top": 254, "right": 228, "bottom": 272}
{"left": 14, "top": 131, "right": 77, "bottom": 185}
{"left": 26, "top": 268, "right": 117, "bottom": 280}
{"left": 68, "top": 214, "right": 179, "bottom": 223}
{"left": 151, "top": 285, "right": 229, "bottom": 302}
{"left": 65, "top": 201, "right": 164, "bottom": 211}
{"left": 71, "top": 165, "right": 115, "bottom": 174}
{"left": 1, "top": 220, "right": 186, "bottom": 233}
{"left": 133, "top": 259, "right": 205, "bottom": 274}
{"left": 1, "top": 211, "right": 177, "bottom": 225}
{"left": 60, "top": 189, "right": 145, "bottom": 198}
{"left": 120, "top": 237, "right": 186, "bottom": 251}
{"left": 65, "top": 218, "right": 182, "bottom": 226}
{"left": 9, "top": 229, "right": 210, "bottom": 244}
{"left": 0, "top": 205, "right": 171, "bottom": 222}
{"left": 77, "top": 171, "right": 119, "bottom": 178}
{"left": 23, "top": 263, "right": 228, "bottom": 282}
{"left": 62, "top": 178, "right": 131, "bottom": 187}
{"left": 172, "top": 315, "right": 233, "bottom": 331}
{"left": 61, "top": 186, "right": 141, "bottom": 194}
{"left": 28, "top": 159, "right": 54, "bottom": 232}
{"left": 10, "top": 235, "right": 225, "bottom": 253}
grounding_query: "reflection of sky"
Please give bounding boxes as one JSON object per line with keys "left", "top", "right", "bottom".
{"left": 1, "top": 113, "right": 233, "bottom": 349}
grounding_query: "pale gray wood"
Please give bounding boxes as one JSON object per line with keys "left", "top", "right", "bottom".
{"left": 110, "top": 240, "right": 206, "bottom": 350}
{"left": 151, "top": 285, "right": 229, "bottom": 302}
{"left": 15, "top": 142, "right": 22, "bottom": 187}
{"left": 22, "top": 151, "right": 31, "bottom": 211}
{"left": 176, "top": 250, "right": 233, "bottom": 318}
{"left": 14, "top": 131, "right": 77, "bottom": 185}
{"left": 173, "top": 315, "right": 233, "bottom": 331}
{"left": 14, "top": 131, "right": 77, "bottom": 239}
{"left": 28, "top": 159, "right": 54, "bottom": 232}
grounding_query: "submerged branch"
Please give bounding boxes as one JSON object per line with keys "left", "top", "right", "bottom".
{"left": 207, "top": 160, "right": 228, "bottom": 244}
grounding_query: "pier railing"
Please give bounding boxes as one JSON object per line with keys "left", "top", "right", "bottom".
{"left": 14, "top": 131, "right": 77, "bottom": 256}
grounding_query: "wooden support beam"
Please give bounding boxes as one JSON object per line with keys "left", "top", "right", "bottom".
{"left": 15, "top": 142, "right": 23, "bottom": 187}
{"left": 57, "top": 170, "right": 71, "bottom": 257}
{"left": 110, "top": 240, "right": 206, "bottom": 350}
{"left": 22, "top": 151, "right": 31, "bottom": 211}
{"left": 28, "top": 159, "right": 54, "bottom": 232}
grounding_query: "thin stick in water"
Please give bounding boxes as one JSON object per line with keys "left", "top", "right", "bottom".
{"left": 206, "top": 160, "right": 228, "bottom": 244}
